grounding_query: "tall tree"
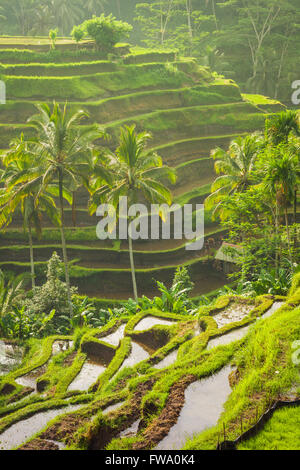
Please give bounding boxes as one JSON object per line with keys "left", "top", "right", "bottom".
{"left": 205, "top": 133, "right": 263, "bottom": 220}
{"left": 0, "top": 134, "right": 59, "bottom": 289}
{"left": 28, "top": 103, "right": 103, "bottom": 315}
{"left": 261, "top": 146, "right": 298, "bottom": 263}
{"left": 90, "top": 125, "right": 176, "bottom": 301}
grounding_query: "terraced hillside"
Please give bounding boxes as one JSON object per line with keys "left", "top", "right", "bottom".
{"left": 0, "top": 277, "right": 299, "bottom": 450}
{"left": 0, "top": 41, "right": 286, "bottom": 301}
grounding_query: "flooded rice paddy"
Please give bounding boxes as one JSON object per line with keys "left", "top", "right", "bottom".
{"left": 213, "top": 302, "right": 254, "bottom": 328}
{"left": 134, "top": 316, "right": 175, "bottom": 331}
{"left": 153, "top": 349, "right": 178, "bottom": 369}
{"left": 0, "top": 341, "right": 23, "bottom": 376}
{"left": 119, "top": 342, "right": 149, "bottom": 372}
{"left": 0, "top": 404, "right": 82, "bottom": 450}
{"left": 101, "top": 324, "right": 126, "bottom": 346}
{"left": 156, "top": 365, "right": 232, "bottom": 450}
{"left": 68, "top": 361, "right": 106, "bottom": 392}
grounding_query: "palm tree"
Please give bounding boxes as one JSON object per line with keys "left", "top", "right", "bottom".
{"left": 0, "top": 270, "right": 26, "bottom": 319}
{"left": 90, "top": 125, "right": 176, "bottom": 301}
{"left": 50, "top": 0, "right": 82, "bottom": 35}
{"left": 266, "top": 110, "right": 300, "bottom": 146}
{"left": 205, "top": 133, "right": 264, "bottom": 220}
{"left": 262, "top": 146, "right": 298, "bottom": 263}
{"left": 86, "top": 0, "right": 107, "bottom": 16}
{"left": 266, "top": 111, "right": 300, "bottom": 232}
{"left": 28, "top": 103, "right": 103, "bottom": 316}
{"left": 0, "top": 134, "right": 60, "bottom": 289}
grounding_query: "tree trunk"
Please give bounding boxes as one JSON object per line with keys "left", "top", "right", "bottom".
{"left": 28, "top": 223, "right": 35, "bottom": 290}
{"left": 293, "top": 188, "right": 297, "bottom": 249}
{"left": 186, "top": 0, "right": 193, "bottom": 55}
{"left": 275, "top": 202, "right": 279, "bottom": 275}
{"left": 211, "top": 0, "right": 218, "bottom": 31}
{"left": 284, "top": 207, "right": 292, "bottom": 264}
{"left": 128, "top": 228, "right": 138, "bottom": 301}
{"left": 58, "top": 169, "right": 73, "bottom": 317}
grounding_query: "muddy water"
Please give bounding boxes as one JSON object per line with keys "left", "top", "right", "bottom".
{"left": 15, "top": 363, "right": 48, "bottom": 390}
{"left": 153, "top": 349, "right": 178, "bottom": 370}
{"left": 119, "top": 419, "right": 141, "bottom": 438}
{"left": 0, "top": 341, "right": 23, "bottom": 376}
{"left": 260, "top": 301, "right": 284, "bottom": 319}
{"left": 213, "top": 303, "right": 254, "bottom": 328}
{"left": 0, "top": 404, "right": 82, "bottom": 450}
{"left": 101, "top": 324, "right": 126, "bottom": 347}
{"left": 207, "top": 301, "right": 285, "bottom": 351}
{"left": 102, "top": 402, "right": 124, "bottom": 415}
{"left": 207, "top": 325, "right": 250, "bottom": 351}
{"left": 134, "top": 316, "right": 175, "bottom": 331}
{"left": 156, "top": 365, "right": 232, "bottom": 450}
{"left": 68, "top": 361, "right": 106, "bottom": 392}
{"left": 52, "top": 340, "right": 73, "bottom": 356}
{"left": 119, "top": 342, "right": 149, "bottom": 372}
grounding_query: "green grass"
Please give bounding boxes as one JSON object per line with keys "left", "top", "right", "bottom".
{"left": 183, "top": 304, "right": 300, "bottom": 450}
{"left": 238, "top": 406, "right": 300, "bottom": 450}
{"left": 0, "top": 82, "right": 243, "bottom": 125}
{"left": 3, "top": 62, "right": 196, "bottom": 100}
{"left": 0, "top": 60, "right": 119, "bottom": 77}
{"left": 0, "top": 289, "right": 297, "bottom": 450}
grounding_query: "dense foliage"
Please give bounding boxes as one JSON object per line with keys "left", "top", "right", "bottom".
{"left": 1, "top": 1, "right": 299, "bottom": 101}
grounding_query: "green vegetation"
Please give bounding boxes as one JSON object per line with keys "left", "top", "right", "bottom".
{"left": 238, "top": 406, "right": 300, "bottom": 450}
{"left": 0, "top": 6, "right": 299, "bottom": 451}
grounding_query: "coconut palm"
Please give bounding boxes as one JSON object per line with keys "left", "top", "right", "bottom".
{"left": 50, "top": 0, "right": 82, "bottom": 35}
{"left": 205, "top": 133, "right": 264, "bottom": 220}
{"left": 0, "top": 134, "right": 60, "bottom": 289}
{"left": 266, "top": 110, "right": 300, "bottom": 146}
{"left": 262, "top": 146, "right": 298, "bottom": 263}
{"left": 0, "top": 269, "right": 27, "bottom": 319}
{"left": 28, "top": 102, "right": 103, "bottom": 315}
{"left": 90, "top": 125, "right": 176, "bottom": 301}
{"left": 86, "top": 0, "right": 107, "bottom": 16}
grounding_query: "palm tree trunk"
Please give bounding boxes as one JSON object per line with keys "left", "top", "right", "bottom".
{"left": 284, "top": 207, "right": 292, "bottom": 263}
{"left": 293, "top": 188, "right": 297, "bottom": 250}
{"left": 28, "top": 223, "right": 35, "bottom": 290}
{"left": 58, "top": 169, "right": 73, "bottom": 317}
{"left": 128, "top": 228, "right": 138, "bottom": 301}
{"left": 275, "top": 202, "right": 279, "bottom": 275}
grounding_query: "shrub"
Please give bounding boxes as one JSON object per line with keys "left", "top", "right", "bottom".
{"left": 80, "top": 14, "right": 132, "bottom": 52}
{"left": 49, "top": 29, "right": 58, "bottom": 50}
{"left": 71, "top": 25, "right": 86, "bottom": 46}
{"left": 24, "top": 252, "right": 77, "bottom": 320}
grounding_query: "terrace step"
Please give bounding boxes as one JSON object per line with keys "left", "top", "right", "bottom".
{"left": 1, "top": 83, "right": 243, "bottom": 125}
{"left": 0, "top": 232, "right": 224, "bottom": 269}
{"left": 0, "top": 257, "right": 227, "bottom": 299}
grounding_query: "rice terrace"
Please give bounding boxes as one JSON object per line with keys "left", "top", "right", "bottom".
{"left": 0, "top": 0, "right": 299, "bottom": 454}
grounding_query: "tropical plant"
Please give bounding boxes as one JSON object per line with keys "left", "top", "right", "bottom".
{"left": 0, "top": 270, "right": 27, "bottom": 319}
{"left": 266, "top": 110, "right": 300, "bottom": 146}
{"left": 0, "top": 134, "right": 60, "bottom": 289}
{"left": 71, "top": 25, "right": 86, "bottom": 46}
{"left": 90, "top": 125, "right": 176, "bottom": 301}
{"left": 205, "top": 133, "right": 264, "bottom": 220}
{"left": 50, "top": 0, "right": 82, "bottom": 36}
{"left": 150, "top": 266, "right": 196, "bottom": 314}
{"left": 80, "top": 14, "right": 132, "bottom": 52}
{"left": 28, "top": 102, "right": 103, "bottom": 316}
{"left": 49, "top": 28, "right": 58, "bottom": 50}
{"left": 57, "top": 296, "right": 109, "bottom": 334}
{"left": 24, "top": 252, "right": 77, "bottom": 323}
{"left": 261, "top": 145, "right": 298, "bottom": 262}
